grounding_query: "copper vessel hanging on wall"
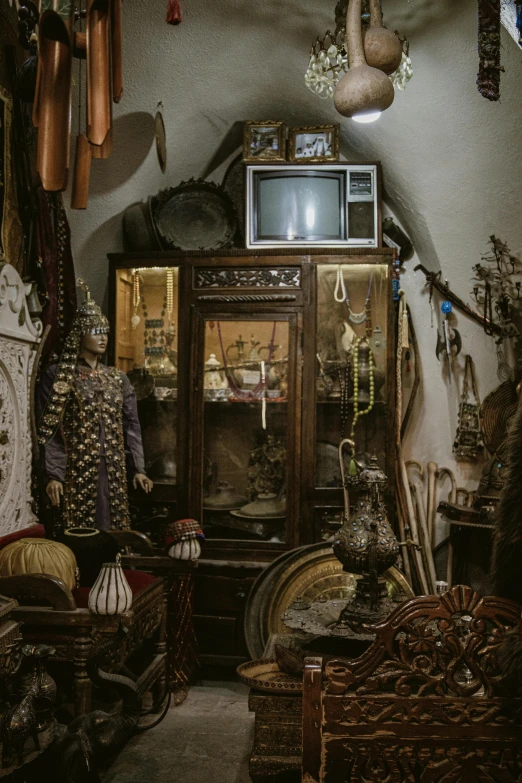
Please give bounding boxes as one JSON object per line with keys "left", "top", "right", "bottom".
{"left": 33, "top": 0, "right": 75, "bottom": 191}
{"left": 87, "top": 0, "right": 111, "bottom": 147}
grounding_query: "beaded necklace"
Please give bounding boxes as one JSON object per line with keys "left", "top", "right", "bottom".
{"left": 350, "top": 337, "right": 375, "bottom": 438}
{"left": 141, "top": 293, "right": 168, "bottom": 357}
{"left": 337, "top": 361, "right": 351, "bottom": 437}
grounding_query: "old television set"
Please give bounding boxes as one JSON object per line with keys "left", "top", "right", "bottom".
{"left": 245, "top": 164, "right": 380, "bottom": 249}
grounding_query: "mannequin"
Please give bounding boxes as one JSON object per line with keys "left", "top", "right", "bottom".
{"left": 38, "top": 280, "right": 152, "bottom": 530}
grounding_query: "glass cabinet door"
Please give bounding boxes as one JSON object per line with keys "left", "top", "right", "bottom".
{"left": 315, "top": 263, "right": 390, "bottom": 539}
{"left": 114, "top": 267, "right": 179, "bottom": 496}
{"left": 201, "top": 318, "right": 292, "bottom": 544}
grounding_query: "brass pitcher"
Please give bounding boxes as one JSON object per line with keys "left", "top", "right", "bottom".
{"left": 333, "top": 439, "right": 399, "bottom": 611}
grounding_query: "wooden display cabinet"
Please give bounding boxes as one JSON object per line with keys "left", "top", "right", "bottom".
{"left": 108, "top": 248, "right": 397, "bottom": 665}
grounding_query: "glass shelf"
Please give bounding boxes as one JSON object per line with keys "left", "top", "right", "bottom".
{"left": 115, "top": 266, "right": 179, "bottom": 483}
{"left": 203, "top": 318, "right": 290, "bottom": 543}
{"left": 315, "top": 263, "right": 389, "bottom": 490}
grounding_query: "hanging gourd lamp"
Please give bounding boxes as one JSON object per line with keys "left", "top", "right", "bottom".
{"left": 334, "top": 0, "right": 394, "bottom": 123}
{"left": 364, "top": 0, "right": 403, "bottom": 75}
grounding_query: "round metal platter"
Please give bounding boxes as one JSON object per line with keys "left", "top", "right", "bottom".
{"left": 244, "top": 541, "right": 413, "bottom": 660}
{"left": 152, "top": 180, "right": 238, "bottom": 251}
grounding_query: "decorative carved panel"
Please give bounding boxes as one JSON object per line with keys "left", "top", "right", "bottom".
{"left": 303, "top": 587, "right": 522, "bottom": 783}
{"left": 0, "top": 263, "right": 42, "bottom": 534}
{"left": 197, "top": 293, "right": 297, "bottom": 303}
{"left": 323, "top": 742, "right": 522, "bottom": 783}
{"left": 324, "top": 586, "right": 522, "bottom": 698}
{"left": 195, "top": 267, "right": 301, "bottom": 289}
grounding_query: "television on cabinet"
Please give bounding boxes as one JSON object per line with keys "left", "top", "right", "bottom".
{"left": 245, "top": 164, "right": 380, "bottom": 249}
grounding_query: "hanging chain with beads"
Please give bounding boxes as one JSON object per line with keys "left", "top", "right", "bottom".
{"left": 337, "top": 360, "right": 352, "bottom": 437}
{"left": 142, "top": 293, "right": 168, "bottom": 356}
{"left": 350, "top": 338, "right": 375, "bottom": 439}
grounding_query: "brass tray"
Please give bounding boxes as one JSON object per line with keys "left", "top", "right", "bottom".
{"left": 244, "top": 542, "right": 413, "bottom": 660}
{"left": 236, "top": 659, "right": 302, "bottom": 694}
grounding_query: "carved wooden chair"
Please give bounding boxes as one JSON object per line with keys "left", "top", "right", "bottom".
{"left": 0, "top": 526, "right": 167, "bottom": 716}
{"left": 302, "top": 585, "right": 522, "bottom": 783}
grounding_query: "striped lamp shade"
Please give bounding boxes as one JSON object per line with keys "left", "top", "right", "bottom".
{"left": 87, "top": 554, "right": 132, "bottom": 615}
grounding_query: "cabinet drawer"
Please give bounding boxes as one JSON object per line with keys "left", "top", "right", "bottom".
{"left": 195, "top": 574, "right": 255, "bottom": 613}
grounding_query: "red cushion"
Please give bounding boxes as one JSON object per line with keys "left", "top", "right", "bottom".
{"left": 73, "top": 570, "right": 159, "bottom": 609}
{"left": 0, "top": 525, "right": 46, "bottom": 552}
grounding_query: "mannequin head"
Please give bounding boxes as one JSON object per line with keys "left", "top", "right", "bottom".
{"left": 80, "top": 331, "right": 109, "bottom": 366}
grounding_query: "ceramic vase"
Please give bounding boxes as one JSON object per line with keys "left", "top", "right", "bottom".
{"left": 88, "top": 556, "right": 132, "bottom": 615}
{"left": 168, "top": 538, "right": 201, "bottom": 561}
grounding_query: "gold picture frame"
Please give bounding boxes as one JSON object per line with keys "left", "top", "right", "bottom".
{"left": 243, "top": 121, "right": 286, "bottom": 163}
{"left": 288, "top": 124, "right": 340, "bottom": 163}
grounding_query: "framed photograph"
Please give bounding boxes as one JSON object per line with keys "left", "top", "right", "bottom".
{"left": 243, "top": 121, "right": 286, "bottom": 163}
{"left": 288, "top": 124, "right": 340, "bottom": 163}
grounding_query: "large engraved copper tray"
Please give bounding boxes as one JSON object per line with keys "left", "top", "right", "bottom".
{"left": 244, "top": 542, "right": 412, "bottom": 660}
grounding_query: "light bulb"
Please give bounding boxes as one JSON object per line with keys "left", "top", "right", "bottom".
{"left": 352, "top": 111, "right": 382, "bottom": 124}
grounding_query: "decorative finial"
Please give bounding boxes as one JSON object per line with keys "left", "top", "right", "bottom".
{"left": 77, "top": 279, "right": 91, "bottom": 301}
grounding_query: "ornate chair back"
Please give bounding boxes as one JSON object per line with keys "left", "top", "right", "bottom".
{"left": 302, "top": 585, "right": 522, "bottom": 783}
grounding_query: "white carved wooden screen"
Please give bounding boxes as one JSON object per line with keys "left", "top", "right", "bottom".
{"left": 0, "top": 263, "right": 42, "bottom": 533}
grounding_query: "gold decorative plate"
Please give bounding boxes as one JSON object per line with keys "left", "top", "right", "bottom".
{"left": 244, "top": 542, "right": 413, "bottom": 660}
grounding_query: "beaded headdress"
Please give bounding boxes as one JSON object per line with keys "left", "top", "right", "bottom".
{"left": 38, "top": 280, "right": 109, "bottom": 445}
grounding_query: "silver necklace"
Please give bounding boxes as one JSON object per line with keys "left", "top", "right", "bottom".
{"left": 334, "top": 266, "right": 373, "bottom": 324}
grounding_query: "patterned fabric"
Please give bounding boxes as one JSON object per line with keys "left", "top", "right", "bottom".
{"left": 167, "top": 575, "right": 199, "bottom": 688}
{"left": 62, "top": 365, "right": 129, "bottom": 530}
{"left": 38, "top": 361, "right": 145, "bottom": 531}
{"left": 0, "top": 87, "right": 23, "bottom": 269}
{"left": 164, "top": 519, "right": 204, "bottom": 546}
{"left": 35, "top": 189, "right": 77, "bottom": 360}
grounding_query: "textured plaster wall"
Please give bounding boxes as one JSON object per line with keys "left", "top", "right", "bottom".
{"left": 66, "top": 0, "right": 522, "bottom": 539}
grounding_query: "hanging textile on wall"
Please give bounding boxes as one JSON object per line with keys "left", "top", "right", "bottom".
{"left": 35, "top": 188, "right": 77, "bottom": 362}
{"left": 0, "top": 88, "right": 23, "bottom": 269}
{"left": 477, "top": 0, "right": 503, "bottom": 100}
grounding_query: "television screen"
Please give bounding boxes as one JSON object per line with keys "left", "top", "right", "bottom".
{"left": 256, "top": 173, "right": 344, "bottom": 241}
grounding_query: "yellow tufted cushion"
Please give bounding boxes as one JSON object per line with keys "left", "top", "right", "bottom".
{"left": 0, "top": 538, "right": 78, "bottom": 590}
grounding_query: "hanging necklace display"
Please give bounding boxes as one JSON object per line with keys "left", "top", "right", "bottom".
{"left": 131, "top": 271, "right": 141, "bottom": 329}
{"left": 139, "top": 289, "right": 176, "bottom": 376}
{"left": 348, "top": 337, "right": 375, "bottom": 474}
{"left": 337, "top": 360, "right": 352, "bottom": 436}
{"left": 334, "top": 266, "right": 373, "bottom": 325}
{"left": 453, "top": 355, "right": 483, "bottom": 461}
{"left": 142, "top": 292, "right": 166, "bottom": 358}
